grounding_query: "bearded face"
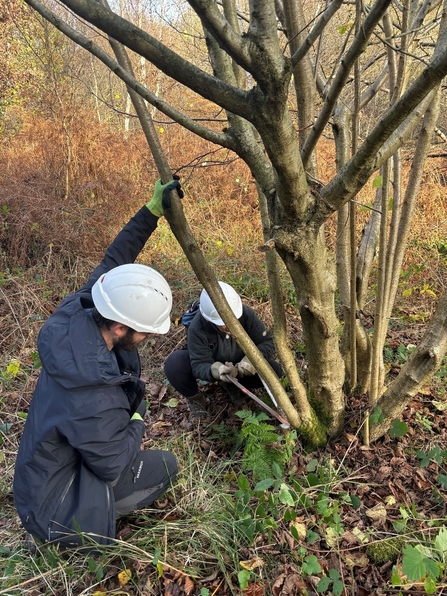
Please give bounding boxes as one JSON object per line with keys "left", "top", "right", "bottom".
{"left": 114, "top": 328, "right": 149, "bottom": 352}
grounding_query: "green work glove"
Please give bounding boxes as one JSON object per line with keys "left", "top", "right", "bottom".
{"left": 146, "top": 176, "right": 183, "bottom": 218}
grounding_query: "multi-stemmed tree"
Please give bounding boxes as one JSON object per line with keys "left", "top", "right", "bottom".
{"left": 17, "top": 0, "right": 447, "bottom": 445}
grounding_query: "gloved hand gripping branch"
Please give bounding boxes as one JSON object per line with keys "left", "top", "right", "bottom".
{"left": 146, "top": 175, "right": 184, "bottom": 218}
{"left": 236, "top": 356, "right": 256, "bottom": 377}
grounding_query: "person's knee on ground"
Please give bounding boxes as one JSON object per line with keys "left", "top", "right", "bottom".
{"left": 164, "top": 350, "right": 199, "bottom": 395}
{"left": 114, "top": 450, "right": 178, "bottom": 517}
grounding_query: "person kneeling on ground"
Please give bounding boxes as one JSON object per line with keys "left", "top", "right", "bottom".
{"left": 164, "top": 281, "right": 283, "bottom": 420}
{"left": 13, "top": 178, "right": 182, "bottom": 549}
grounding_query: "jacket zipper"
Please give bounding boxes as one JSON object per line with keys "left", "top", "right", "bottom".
{"left": 107, "top": 482, "right": 115, "bottom": 538}
{"left": 47, "top": 469, "right": 77, "bottom": 540}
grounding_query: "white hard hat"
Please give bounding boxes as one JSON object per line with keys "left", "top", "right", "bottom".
{"left": 91, "top": 264, "right": 172, "bottom": 334}
{"left": 199, "top": 281, "right": 243, "bottom": 326}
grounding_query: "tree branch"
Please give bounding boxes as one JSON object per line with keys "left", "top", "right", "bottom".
{"left": 319, "top": 41, "right": 447, "bottom": 216}
{"left": 187, "top": 0, "right": 253, "bottom": 70}
{"left": 370, "top": 287, "right": 447, "bottom": 442}
{"left": 301, "top": 0, "right": 393, "bottom": 167}
{"left": 51, "top": 0, "right": 252, "bottom": 118}
{"left": 290, "top": 0, "right": 344, "bottom": 66}
{"left": 24, "top": 0, "right": 237, "bottom": 149}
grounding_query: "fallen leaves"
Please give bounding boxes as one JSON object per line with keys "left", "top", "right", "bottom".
{"left": 272, "top": 564, "right": 307, "bottom": 596}
{"left": 289, "top": 520, "right": 307, "bottom": 541}
{"left": 146, "top": 382, "right": 167, "bottom": 400}
{"left": 159, "top": 567, "right": 196, "bottom": 596}
{"left": 343, "top": 552, "right": 369, "bottom": 569}
{"left": 240, "top": 557, "right": 264, "bottom": 571}
{"left": 365, "top": 503, "right": 387, "bottom": 521}
{"left": 242, "top": 580, "right": 269, "bottom": 595}
{"left": 117, "top": 568, "right": 132, "bottom": 586}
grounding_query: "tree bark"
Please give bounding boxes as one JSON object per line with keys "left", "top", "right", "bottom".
{"left": 370, "top": 289, "right": 447, "bottom": 442}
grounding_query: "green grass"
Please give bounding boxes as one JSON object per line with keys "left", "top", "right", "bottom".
{"left": 2, "top": 408, "right": 447, "bottom": 595}
{"left": 0, "top": 432, "right": 247, "bottom": 595}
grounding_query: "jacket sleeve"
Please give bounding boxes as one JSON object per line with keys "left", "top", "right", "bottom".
{"left": 188, "top": 317, "right": 217, "bottom": 382}
{"left": 241, "top": 306, "right": 275, "bottom": 359}
{"left": 79, "top": 206, "right": 159, "bottom": 293}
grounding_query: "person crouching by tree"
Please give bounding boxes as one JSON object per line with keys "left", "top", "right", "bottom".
{"left": 164, "top": 281, "right": 283, "bottom": 421}
{"left": 13, "top": 178, "right": 182, "bottom": 550}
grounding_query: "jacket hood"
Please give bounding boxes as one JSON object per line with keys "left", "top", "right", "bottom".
{"left": 38, "top": 296, "right": 122, "bottom": 390}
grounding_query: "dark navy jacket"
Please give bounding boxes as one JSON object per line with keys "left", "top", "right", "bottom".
{"left": 187, "top": 307, "right": 275, "bottom": 382}
{"left": 13, "top": 206, "right": 160, "bottom": 547}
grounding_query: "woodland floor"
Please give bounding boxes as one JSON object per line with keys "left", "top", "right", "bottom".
{"left": 135, "top": 318, "right": 447, "bottom": 595}
{"left": 1, "top": 106, "right": 446, "bottom": 594}
{"left": 1, "top": 302, "right": 446, "bottom": 596}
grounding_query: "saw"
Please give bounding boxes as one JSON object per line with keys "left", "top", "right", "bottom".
{"left": 223, "top": 374, "right": 290, "bottom": 429}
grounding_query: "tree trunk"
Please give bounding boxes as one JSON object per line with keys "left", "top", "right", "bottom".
{"left": 275, "top": 224, "right": 346, "bottom": 434}
{"left": 370, "top": 289, "right": 447, "bottom": 442}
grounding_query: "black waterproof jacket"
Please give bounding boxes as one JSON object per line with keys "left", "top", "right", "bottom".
{"left": 13, "top": 207, "right": 160, "bottom": 547}
{"left": 187, "top": 307, "right": 275, "bottom": 382}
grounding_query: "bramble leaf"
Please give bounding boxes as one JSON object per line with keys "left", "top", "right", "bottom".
{"left": 302, "top": 555, "right": 321, "bottom": 576}
{"left": 316, "top": 576, "right": 331, "bottom": 592}
{"left": 434, "top": 527, "right": 447, "bottom": 555}
{"left": 388, "top": 419, "right": 408, "bottom": 438}
{"left": 402, "top": 545, "right": 441, "bottom": 581}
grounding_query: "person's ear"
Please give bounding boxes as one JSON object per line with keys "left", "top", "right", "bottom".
{"left": 110, "top": 322, "right": 129, "bottom": 338}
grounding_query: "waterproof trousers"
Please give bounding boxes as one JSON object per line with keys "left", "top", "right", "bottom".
{"left": 113, "top": 450, "right": 178, "bottom": 517}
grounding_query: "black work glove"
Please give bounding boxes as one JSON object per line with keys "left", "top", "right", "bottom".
{"left": 162, "top": 175, "right": 184, "bottom": 211}
{"left": 136, "top": 398, "right": 147, "bottom": 418}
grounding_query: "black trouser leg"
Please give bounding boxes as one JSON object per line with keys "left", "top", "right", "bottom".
{"left": 164, "top": 349, "right": 199, "bottom": 397}
{"left": 113, "top": 450, "right": 178, "bottom": 517}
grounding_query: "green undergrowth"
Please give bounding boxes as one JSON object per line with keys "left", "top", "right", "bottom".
{"left": 2, "top": 411, "right": 447, "bottom": 595}
{"left": 1, "top": 270, "right": 447, "bottom": 594}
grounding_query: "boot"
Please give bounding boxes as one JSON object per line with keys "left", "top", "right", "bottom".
{"left": 26, "top": 532, "right": 38, "bottom": 554}
{"left": 219, "top": 381, "right": 247, "bottom": 407}
{"left": 186, "top": 393, "right": 207, "bottom": 421}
